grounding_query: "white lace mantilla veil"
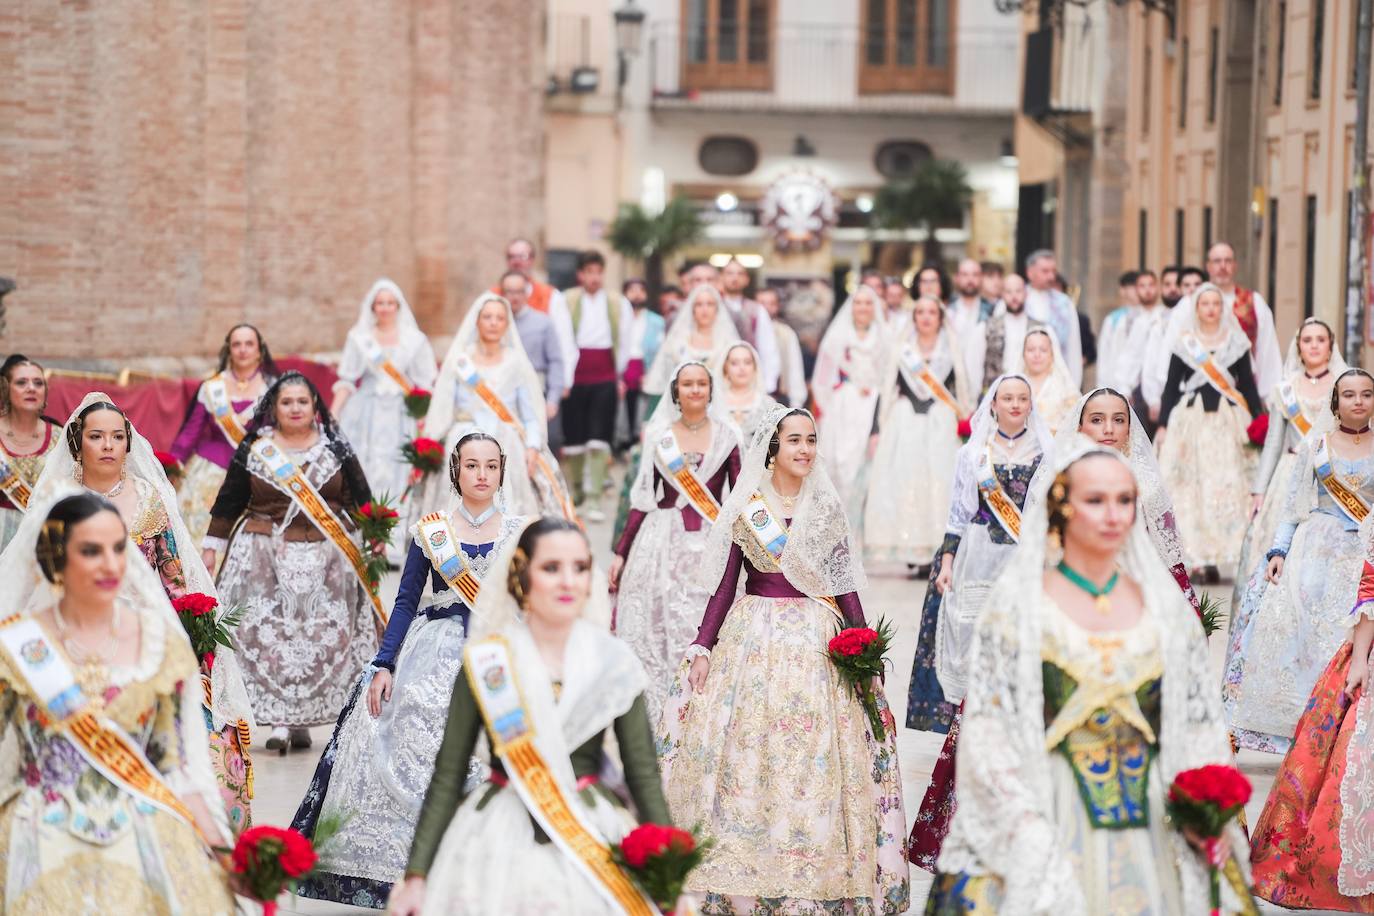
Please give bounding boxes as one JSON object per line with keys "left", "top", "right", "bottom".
{"left": 874, "top": 299, "right": 972, "bottom": 422}
{"left": 947, "top": 374, "right": 1054, "bottom": 529}
{"left": 699, "top": 402, "right": 867, "bottom": 601}
{"left": 1008, "top": 325, "right": 1078, "bottom": 399}
{"left": 1027, "top": 388, "right": 1186, "bottom": 580}
{"left": 935, "top": 441, "right": 1249, "bottom": 914}
{"left": 27, "top": 392, "right": 254, "bottom": 733}
{"left": 346, "top": 277, "right": 429, "bottom": 355}
{"left": 466, "top": 518, "right": 612, "bottom": 641}
{"left": 713, "top": 340, "right": 769, "bottom": 404}
{"left": 630, "top": 360, "right": 740, "bottom": 514}
{"left": 1281, "top": 316, "right": 1349, "bottom": 379}
{"left": 643, "top": 284, "right": 740, "bottom": 396}
{"left": 1166, "top": 282, "right": 1252, "bottom": 368}
{"left": 424, "top": 292, "right": 548, "bottom": 439}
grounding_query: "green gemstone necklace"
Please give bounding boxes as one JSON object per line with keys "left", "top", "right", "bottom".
{"left": 1056, "top": 560, "right": 1120, "bottom": 615}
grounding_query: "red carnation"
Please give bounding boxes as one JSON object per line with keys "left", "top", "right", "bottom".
{"left": 620, "top": 823, "right": 694, "bottom": 869}
{"left": 202, "top": 651, "right": 216, "bottom": 673}
{"left": 957, "top": 417, "right": 972, "bottom": 440}
{"left": 359, "top": 502, "right": 399, "bottom": 521}
{"left": 409, "top": 387, "right": 433, "bottom": 399}
{"left": 1165, "top": 764, "right": 1251, "bottom": 913}
{"left": 1246, "top": 413, "right": 1269, "bottom": 448}
{"left": 613, "top": 823, "right": 707, "bottom": 911}
{"left": 413, "top": 436, "right": 443, "bottom": 455}
{"left": 1169, "top": 763, "right": 1252, "bottom": 811}
{"left": 172, "top": 592, "right": 219, "bottom": 617}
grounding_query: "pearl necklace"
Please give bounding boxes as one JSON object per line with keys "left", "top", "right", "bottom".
{"left": 679, "top": 415, "right": 709, "bottom": 432}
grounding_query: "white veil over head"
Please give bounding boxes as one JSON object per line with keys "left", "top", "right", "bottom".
{"left": 644, "top": 285, "right": 739, "bottom": 396}
{"left": 1282, "top": 315, "right": 1349, "bottom": 378}
{"left": 348, "top": 278, "right": 427, "bottom": 351}
{"left": 714, "top": 341, "right": 768, "bottom": 404}
{"left": 938, "top": 439, "right": 1247, "bottom": 910}
{"left": 815, "top": 285, "right": 888, "bottom": 363}
{"left": 963, "top": 373, "right": 1054, "bottom": 456}
{"left": 946, "top": 373, "right": 1054, "bottom": 534}
{"left": 1010, "top": 326, "right": 1077, "bottom": 390}
{"left": 876, "top": 297, "right": 972, "bottom": 420}
{"left": 425, "top": 292, "right": 547, "bottom": 438}
{"left": 700, "top": 402, "right": 867, "bottom": 600}
{"left": 631, "top": 360, "right": 740, "bottom": 514}
{"left": 1170, "top": 282, "right": 1251, "bottom": 367}
{"left": 28, "top": 393, "right": 254, "bottom": 731}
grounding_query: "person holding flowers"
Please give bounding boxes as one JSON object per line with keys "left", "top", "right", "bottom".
{"left": 0, "top": 354, "right": 61, "bottom": 553}
{"left": 32, "top": 391, "right": 258, "bottom": 832}
{"left": 168, "top": 323, "right": 278, "bottom": 546}
{"left": 390, "top": 517, "right": 673, "bottom": 915}
{"left": 658, "top": 404, "right": 909, "bottom": 915}
{"left": 203, "top": 372, "right": 379, "bottom": 754}
{"left": 0, "top": 490, "right": 237, "bottom": 912}
{"left": 291, "top": 431, "right": 524, "bottom": 909}
{"left": 331, "top": 279, "right": 437, "bottom": 562}
{"left": 924, "top": 443, "right": 1257, "bottom": 915}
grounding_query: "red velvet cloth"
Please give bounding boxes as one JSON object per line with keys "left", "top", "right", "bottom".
{"left": 45, "top": 357, "right": 338, "bottom": 452}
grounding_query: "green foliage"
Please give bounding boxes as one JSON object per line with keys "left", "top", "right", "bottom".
{"left": 872, "top": 159, "right": 973, "bottom": 233}
{"left": 606, "top": 196, "right": 703, "bottom": 262}
{"left": 1197, "top": 592, "right": 1226, "bottom": 638}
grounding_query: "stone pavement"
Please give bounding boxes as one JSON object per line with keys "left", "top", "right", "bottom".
{"left": 250, "top": 511, "right": 1333, "bottom": 914}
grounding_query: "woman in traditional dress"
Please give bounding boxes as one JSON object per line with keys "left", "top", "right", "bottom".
{"left": 425, "top": 293, "right": 571, "bottom": 522}
{"left": 292, "top": 431, "right": 523, "bottom": 908}
{"left": 1248, "top": 556, "right": 1374, "bottom": 910}
{"left": 641, "top": 284, "right": 739, "bottom": 417}
{"left": 169, "top": 324, "right": 278, "bottom": 547}
{"left": 609, "top": 361, "right": 742, "bottom": 720}
{"left": 0, "top": 356, "right": 61, "bottom": 553}
{"left": 331, "top": 279, "right": 437, "bottom": 560}
{"left": 33, "top": 393, "right": 258, "bottom": 832}
{"left": 923, "top": 444, "right": 1256, "bottom": 915}
{"left": 812, "top": 285, "right": 889, "bottom": 519}
{"left": 389, "top": 517, "right": 670, "bottom": 916}
{"left": 1014, "top": 326, "right": 1080, "bottom": 434}
{"left": 864, "top": 296, "right": 969, "bottom": 572}
{"left": 907, "top": 374, "right": 1051, "bottom": 736}
{"left": 0, "top": 490, "right": 236, "bottom": 913}
{"left": 1156, "top": 282, "right": 1264, "bottom": 580}
{"left": 658, "top": 404, "right": 910, "bottom": 915}
{"left": 716, "top": 342, "right": 776, "bottom": 444}
{"left": 1225, "top": 368, "right": 1374, "bottom": 754}
{"left": 203, "top": 372, "right": 378, "bottom": 754}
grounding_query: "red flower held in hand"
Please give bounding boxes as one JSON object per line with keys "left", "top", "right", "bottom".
{"left": 957, "top": 417, "right": 973, "bottom": 440}
{"left": 202, "top": 651, "right": 216, "bottom": 672}
{"left": 620, "top": 824, "right": 696, "bottom": 869}
{"left": 412, "top": 437, "right": 443, "bottom": 456}
{"left": 1246, "top": 413, "right": 1269, "bottom": 447}
{"left": 233, "top": 825, "right": 318, "bottom": 878}
{"left": 358, "top": 502, "right": 399, "bottom": 520}
{"left": 172, "top": 592, "right": 219, "bottom": 617}
{"left": 1169, "top": 763, "right": 1252, "bottom": 811}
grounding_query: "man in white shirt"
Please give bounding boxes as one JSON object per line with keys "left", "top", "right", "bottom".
{"left": 1110, "top": 271, "right": 1169, "bottom": 436}
{"left": 968, "top": 273, "right": 1040, "bottom": 396}
{"left": 720, "top": 258, "right": 781, "bottom": 392}
{"left": 1096, "top": 271, "right": 1140, "bottom": 392}
{"left": 559, "top": 251, "right": 635, "bottom": 521}
{"left": 757, "top": 288, "right": 808, "bottom": 408}
{"left": 1141, "top": 266, "right": 1206, "bottom": 416}
{"left": 945, "top": 258, "right": 997, "bottom": 385}
{"left": 1023, "top": 249, "right": 1084, "bottom": 387}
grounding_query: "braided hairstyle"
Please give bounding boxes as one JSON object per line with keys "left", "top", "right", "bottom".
{"left": 0, "top": 354, "right": 46, "bottom": 416}
{"left": 669, "top": 360, "right": 714, "bottom": 407}
{"left": 449, "top": 430, "right": 506, "bottom": 495}
{"left": 245, "top": 371, "right": 340, "bottom": 440}
{"left": 1330, "top": 368, "right": 1374, "bottom": 418}
{"left": 1045, "top": 451, "right": 1137, "bottom": 544}
{"left": 765, "top": 408, "right": 812, "bottom": 468}
{"left": 216, "top": 324, "right": 279, "bottom": 379}
{"left": 36, "top": 492, "right": 125, "bottom": 584}
{"left": 506, "top": 517, "right": 586, "bottom": 609}
{"left": 65, "top": 400, "right": 132, "bottom": 461}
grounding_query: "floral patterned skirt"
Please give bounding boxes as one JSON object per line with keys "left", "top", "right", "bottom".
{"left": 909, "top": 707, "right": 960, "bottom": 872}
{"left": 204, "top": 706, "right": 252, "bottom": 835}
{"left": 658, "top": 594, "right": 910, "bottom": 915}
{"left": 176, "top": 455, "right": 227, "bottom": 549}
{"left": 1250, "top": 642, "right": 1374, "bottom": 911}
{"left": 1158, "top": 398, "right": 1255, "bottom": 574}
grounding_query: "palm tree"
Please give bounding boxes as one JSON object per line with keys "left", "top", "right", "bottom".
{"left": 606, "top": 196, "right": 703, "bottom": 302}
{"left": 872, "top": 159, "right": 973, "bottom": 266}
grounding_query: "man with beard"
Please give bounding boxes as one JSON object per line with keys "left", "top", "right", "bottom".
{"left": 947, "top": 258, "right": 998, "bottom": 383}
{"left": 1114, "top": 270, "right": 1170, "bottom": 437}
{"left": 1024, "top": 249, "right": 1085, "bottom": 386}
{"left": 969, "top": 273, "right": 1042, "bottom": 396}
{"left": 1159, "top": 265, "right": 1182, "bottom": 307}
{"left": 720, "top": 258, "right": 781, "bottom": 391}
{"left": 1140, "top": 265, "right": 1209, "bottom": 423}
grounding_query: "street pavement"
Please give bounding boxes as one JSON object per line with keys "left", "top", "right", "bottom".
{"left": 252, "top": 509, "right": 1334, "bottom": 915}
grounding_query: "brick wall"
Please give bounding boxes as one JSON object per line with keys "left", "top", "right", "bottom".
{"left": 0, "top": 0, "right": 545, "bottom": 367}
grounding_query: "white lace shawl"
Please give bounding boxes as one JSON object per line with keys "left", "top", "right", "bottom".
{"left": 937, "top": 443, "right": 1251, "bottom": 914}
{"left": 699, "top": 403, "right": 866, "bottom": 599}
{"left": 643, "top": 285, "right": 739, "bottom": 396}
{"left": 811, "top": 289, "right": 890, "bottom": 417}
{"left": 1169, "top": 282, "right": 1253, "bottom": 387}
{"left": 630, "top": 362, "right": 740, "bottom": 515}
{"left": 333, "top": 278, "right": 436, "bottom": 394}
{"left": 874, "top": 312, "right": 972, "bottom": 425}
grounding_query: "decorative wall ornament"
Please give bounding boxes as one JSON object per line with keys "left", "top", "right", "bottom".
{"left": 760, "top": 170, "right": 839, "bottom": 254}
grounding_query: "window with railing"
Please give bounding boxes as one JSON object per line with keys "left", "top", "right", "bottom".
{"left": 859, "top": 0, "right": 954, "bottom": 94}
{"left": 682, "top": 0, "right": 773, "bottom": 90}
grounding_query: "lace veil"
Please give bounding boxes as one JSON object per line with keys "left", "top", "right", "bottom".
{"left": 346, "top": 278, "right": 429, "bottom": 353}
{"left": 947, "top": 374, "right": 1054, "bottom": 532}
{"left": 1167, "top": 282, "right": 1251, "bottom": 368}
{"left": 714, "top": 341, "right": 769, "bottom": 407}
{"left": 700, "top": 403, "right": 867, "bottom": 600}
{"left": 937, "top": 440, "right": 1250, "bottom": 912}
{"left": 874, "top": 300, "right": 972, "bottom": 423}
{"left": 630, "top": 360, "right": 740, "bottom": 514}
{"left": 811, "top": 287, "right": 890, "bottom": 418}
{"left": 28, "top": 392, "right": 254, "bottom": 732}
{"left": 425, "top": 293, "right": 547, "bottom": 439}
{"left": 643, "top": 285, "right": 739, "bottom": 396}
{"left": 1281, "top": 316, "right": 1348, "bottom": 378}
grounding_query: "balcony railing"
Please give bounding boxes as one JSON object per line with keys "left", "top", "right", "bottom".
{"left": 648, "top": 22, "right": 1019, "bottom": 114}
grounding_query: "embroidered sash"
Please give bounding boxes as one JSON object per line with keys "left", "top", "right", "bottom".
{"left": 1180, "top": 334, "right": 1250, "bottom": 417}
{"left": 1313, "top": 434, "right": 1371, "bottom": 526}
{"left": 897, "top": 346, "right": 962, "bottom": 418}
{"left": 464, "top": 637, "right": 658, "bottom": 916}
{"left": 1276, "top": 381, "right": 1313, "bottom": 436}
{"left": 654, "top": 432, "right": 720, "bottom": 522}
{"left": 363, "top": 338, "right": 416, "bottom": 396}
{"left": 200, "top": 375, "right": 252, "bottom": 447}
{"left": 450, "top": 353, "right": 578, "bottom": 524}
{"left": 0, "top": 454, "right": 32, "bottom": 510}
{"left": 977, "top": 448, "right": 1022, "bottom": 542}
{"left": 248, "top": 438, "right": 388, "bottom": 626}
{"left": 741, "top": 492, "right": 842, "bottom": 617}
{"left": 0, "top": 616, "right": 205, "bottom": 842}
{"left": 415, "top": 512, "right": 481, "bottom": 608}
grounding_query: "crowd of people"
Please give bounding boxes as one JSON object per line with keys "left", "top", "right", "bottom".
{"left": 0, "top": 233, "right": 1372, "bottom": 914}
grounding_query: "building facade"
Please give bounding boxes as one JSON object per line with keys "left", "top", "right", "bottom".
{"left": 2, "top": 0, "right": 546, "bottom": 367}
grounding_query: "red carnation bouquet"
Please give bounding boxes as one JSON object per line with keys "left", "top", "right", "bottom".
{"left": 401, "top": 436, "right": 445, "bottom": 476}
{"left": 403, "top": 387, "right": 432, "bottom": 421}
{"left": 1165, "top": 764, "right": 1252, "bottom": 915}
{"left": 1246, "top": 413, "right": 1268, "bottom": 449}
{"left": 170, "top": 592, "right": 243, "bottom": 673}
{"left": 611, "top": 823, "right": 710, "bottom": 914}
{"left": 827, "top": 618, "right": 896, "bottom": 740}
{"left": 352, "top": 496, "right": 400, "bottom": 589}
{"left": 228, "top": 816, "right": 342, "bottom": 915}
{"left": 155, "top": 450, "right": 184, "bottom": 484}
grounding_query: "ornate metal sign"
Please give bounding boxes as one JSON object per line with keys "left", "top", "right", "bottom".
{"left": 760, "top": 170, "right": 838, "bottom": 253}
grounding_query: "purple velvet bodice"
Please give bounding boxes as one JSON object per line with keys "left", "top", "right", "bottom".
{"left": 169, "top": 397, "right": 255, "bottom": 469}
